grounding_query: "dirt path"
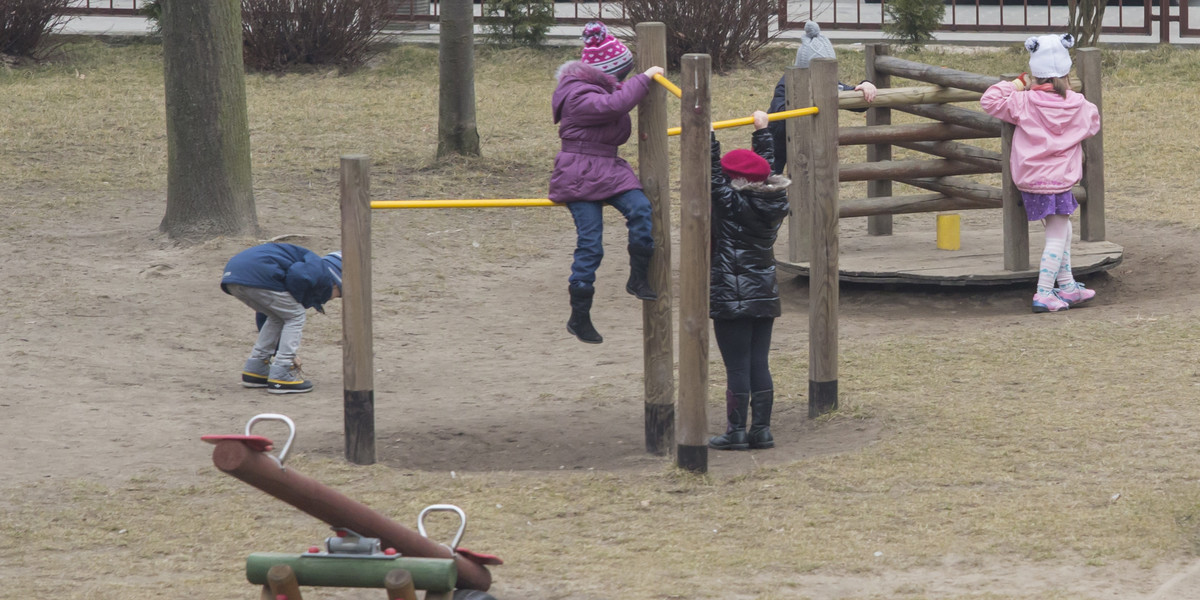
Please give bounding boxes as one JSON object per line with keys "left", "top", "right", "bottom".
{"left": 2, "top": 187, "right": 1194, "bottom": 489}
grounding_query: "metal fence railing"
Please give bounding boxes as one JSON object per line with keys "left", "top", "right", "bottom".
{"left": 64, "top": 0, "right": 1197, "bottom": 41}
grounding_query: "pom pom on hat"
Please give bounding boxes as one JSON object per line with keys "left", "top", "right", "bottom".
{"left": 581, "top": 21, "right": 634, "bottom": 77}
{"left": 795, "top": 21, "right": 836, "bottom": 68}
{"left": 1025, "top": 33, "right": 1074, "bottom": 78}
{"left": 721, "top": 149, "right": 771, "bottom": 183}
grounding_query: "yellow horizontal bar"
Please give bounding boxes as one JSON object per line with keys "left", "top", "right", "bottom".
{"left": 372, "top": 198, "right": 560, "bottom": 209}
{"left": 666, "top": 106, "right": 819, "bottom": 137}
{"left": 653, "top": 73, "right": 682, "bottom": 99}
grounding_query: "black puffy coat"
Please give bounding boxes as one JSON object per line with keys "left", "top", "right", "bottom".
{"left": 710, "top": 129, "right": 792, "bottom": 321}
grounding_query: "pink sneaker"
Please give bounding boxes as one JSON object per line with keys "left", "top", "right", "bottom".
{"left": 1057, "top": 282, "right": 1096, "bottom": 306}
{"left": 1032, "top": 290, "right": 1069, "bottom": 313}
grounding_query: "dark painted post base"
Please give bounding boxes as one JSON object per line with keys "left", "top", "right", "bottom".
{"left": 344, "top": 389, "right": 376, "bottom": 465}
{"left": 644, "top": 403, "right": 674, "bottom": 455}
{"left": 808, "top": 379, "right": 838, "bottom": 418}
{"left": 676, "top": 444, "right": 707, "bottom": 473}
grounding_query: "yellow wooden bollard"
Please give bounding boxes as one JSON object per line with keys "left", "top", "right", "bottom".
{"left": 936, "top": 213, "right": 961, "bottom": 250}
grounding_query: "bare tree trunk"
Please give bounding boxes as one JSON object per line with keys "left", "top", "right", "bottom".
{"left": 437, "top": 0, "right": 481, "bottom": 158}
{"left": 160, "top": 0, "right": 257, "bottom": 241}
{"left": 1068, "top": 0, "right": 1106, "bottom": 46}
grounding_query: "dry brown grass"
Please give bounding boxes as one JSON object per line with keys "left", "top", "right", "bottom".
{"left": 3, "top": 38, "right": 1200, "bottom": 600}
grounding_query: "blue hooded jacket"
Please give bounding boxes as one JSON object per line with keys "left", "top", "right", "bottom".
{"left": 221, "top": 243, "right": 339, "bottom": 313}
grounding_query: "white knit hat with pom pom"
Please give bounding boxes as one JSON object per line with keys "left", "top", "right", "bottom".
{"left": 1026, "top": 33, "right": 1075, "bottom": 78}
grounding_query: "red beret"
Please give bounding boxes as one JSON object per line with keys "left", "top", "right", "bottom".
{"left": 720, "top": 149, "right": 771, "bottom": 183}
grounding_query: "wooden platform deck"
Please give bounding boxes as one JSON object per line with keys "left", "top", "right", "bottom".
{"left": 777, "top": 228, "right": 1124, "bottom": 286}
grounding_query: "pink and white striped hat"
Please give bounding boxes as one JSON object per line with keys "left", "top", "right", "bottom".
{"left": 581, "top": 21, "right": 633, "bottom": 77}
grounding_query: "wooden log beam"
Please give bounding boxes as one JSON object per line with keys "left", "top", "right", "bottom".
{"left": 1078, "top": 47, "right": 1105, "bottom": 241}
{"left": 676, "top": 53, "right": 711, "bottom": 474}
{"left": 840, "top": 159, "right": 995, "bottom": 182}
{"left": 894, "top": 140, "right": 1001, "bottom": 170}
{"left": 899, "top": 176, "right": 1003, "bottom": 203}
{"left": 1000, "top": 123, "right": 1029, "bottom": 270}
{"left": 340, "top": 154, "right": 375, "bottom": 466}
{"left": 900, "top": 176, "right": 1085, "bottom": 204}
{"left": 786, "top": 65, "right": 814, "bottom": 263}
{"left": 839, "top": 123, "right": 995, "bottom": 145}
{"left": 895, "top": 103, "right": 1002, "bottom": 135}
{"left": 809, "top": 57, "right": 840, "bottom": 419}
{"left": 840, "top": 193, "right": 1000, "bottom": 218}
{"left": 865, "top": 43, "right": 893, "bottom": 236}
{"left": 635, "top": 22, "right": 674, "bottom": 457}
{"left": 838, "top": 85, "right": 981, "bottom": 110}
{"left": 872, "top": 55, "right": 1003, "bottom": 92}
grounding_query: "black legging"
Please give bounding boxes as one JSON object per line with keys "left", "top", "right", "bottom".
{"left": 712, "top": 317, "right": 775, "bottom": 395}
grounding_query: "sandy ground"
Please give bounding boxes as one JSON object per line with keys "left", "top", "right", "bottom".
{"left": 4, "top": 184, "right": 1200, "bottom": 599}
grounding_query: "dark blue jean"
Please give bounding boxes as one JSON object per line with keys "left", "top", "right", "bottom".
{"left": 566, "top": 188, "right": 654, "bottom": 287}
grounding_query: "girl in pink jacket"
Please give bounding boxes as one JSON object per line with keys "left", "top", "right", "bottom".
{"left": 981, "top": 33, "right": 1101, "bottom": 313}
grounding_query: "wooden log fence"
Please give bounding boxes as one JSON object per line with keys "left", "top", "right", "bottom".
{"left": 328, "top": 35, "right": 1105, "bottom": 479}
{"left": 789, "top": 43, "right": 1106, "bottom": 280}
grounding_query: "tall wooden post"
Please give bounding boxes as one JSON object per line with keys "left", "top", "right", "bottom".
{"left": 786, "top": 65, "right": 814, "bottom": 263}
{"left": 676, "top": 53, "right": 712, "bottom": 474}
{"left": 865, "top": 44, "right": 893, "bottom": 237}
{"left": 1000, "top": 124, "right": 1029, "bottom": 271}
{"left": 636, "top": 22, "right": 674, "bottom": 456}
{"left": 1076, "top": 47, "right": 1105, "bottom": 242}
{"left": 340, "top": 155, "right": 376, "bottom": 465}
{"left": 808, "top": 58, "right": 840, "bottom": 418}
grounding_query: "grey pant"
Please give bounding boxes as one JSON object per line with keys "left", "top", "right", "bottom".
{"left": 225, "top": 284, "right": 307, "bottom": 368}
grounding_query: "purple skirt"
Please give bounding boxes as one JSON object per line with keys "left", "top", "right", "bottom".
{"left": 1022, "top": 191, "right": 1079, "bottom": 221}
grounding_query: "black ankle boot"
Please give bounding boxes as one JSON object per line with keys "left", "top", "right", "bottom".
{"left": 566, "top": 284, "right": 603, "bottom": 344}
{"left": 625, "top": 244, "right": 658, "bottom": 301}
{"left": 748, "top": 389, "right": 775, "bottom": 449}
{"left": 708, "top": 390, "right": 750, "bottom": 450}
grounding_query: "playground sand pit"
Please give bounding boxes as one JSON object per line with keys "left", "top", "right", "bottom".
{"left": 4, "top": 41, "right": 1200, "bottom": 599}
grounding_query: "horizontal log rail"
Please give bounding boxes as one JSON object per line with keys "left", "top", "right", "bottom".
{"left": 840, "top": 193, "right": 1001, "bottom": 218}
{"left": 895, "top": 103, "right": 1002, "bottom": 135}
{"left": 894, "top": 140, "right": 1002, "bottom": 171}
{"left": 838, "top": 86, "right": 981, "bottom": 110}
{"left": 872, "top": 56, "right": 1004, "bottom": 93}
{"left": 839, "top": 123, "right": 995, "bottom": 145}
{"left": 899, "top": 176, "right": 1003, "bottom": 203}
{"left": 840, "top": 158, "right": 996, "bottom": 182}
{"left": 899, "top": 176, "right": 1088, "bottom": 204}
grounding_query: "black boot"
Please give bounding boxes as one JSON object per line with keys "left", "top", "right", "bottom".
{"left": 708, "top": 390, "right": 749, "bottom": 450}
{"left": 566, "top": 284, "right": 603, "bottom": 344}
{"left": 748, "top": 389, "right": 775, "bottom": 449}
{"left": 625, "top": 244, "right": 658, "bottom": 301}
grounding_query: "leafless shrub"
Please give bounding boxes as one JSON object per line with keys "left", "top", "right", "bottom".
{"left": 0, "top": 0, "right": 69, "bottom": 59}
{"left": 618, "top": 0, "right": 781, "bottom": 72}
{"left": 241, "top": 0, "right": 392, "bottom": 72}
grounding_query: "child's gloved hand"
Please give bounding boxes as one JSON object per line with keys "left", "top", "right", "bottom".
{"left": 644, "top": 66, "right": 664, "bottom": 78}
{"left": 1012, "top": 72, "right": 1028, "bottom": 91}
{"left": 752, "top": 110, "right": 769, "bottom": 130}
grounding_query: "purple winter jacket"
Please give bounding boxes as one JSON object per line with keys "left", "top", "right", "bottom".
{"left": 549, "top": 60, "right": 653, "bottom": 203}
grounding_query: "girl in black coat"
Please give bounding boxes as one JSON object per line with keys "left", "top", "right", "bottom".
{"left": 708, "top": 112, "right": 791, "bottom": 451}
